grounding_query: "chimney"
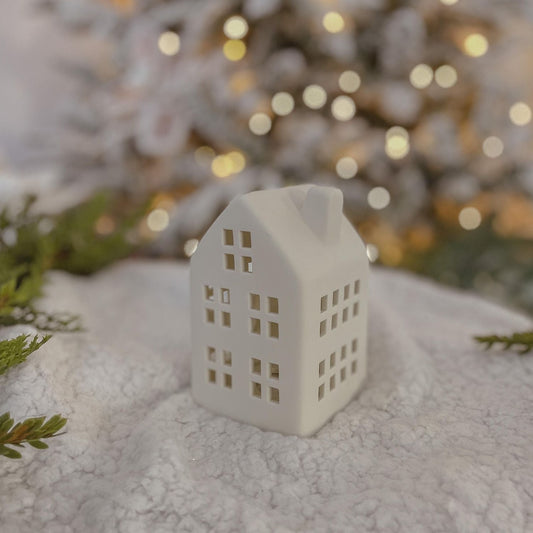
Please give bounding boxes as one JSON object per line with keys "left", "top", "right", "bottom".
{"left": 301, "top": 186, "right": 343, "bottom": 244}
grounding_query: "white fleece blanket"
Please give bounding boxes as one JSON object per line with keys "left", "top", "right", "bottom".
{"left": 1, "top": 261, "right": 532, "bottom": 533}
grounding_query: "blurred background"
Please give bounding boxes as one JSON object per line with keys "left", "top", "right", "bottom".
{"left": 1, "top": 0, "right": 532, "bottom": 314}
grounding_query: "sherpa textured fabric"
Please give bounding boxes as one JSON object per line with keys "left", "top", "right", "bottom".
{"left": 1, "top": 260, "right": 532, "bottom": 533}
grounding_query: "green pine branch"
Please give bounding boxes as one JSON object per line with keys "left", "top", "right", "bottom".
{"left": 0, "top": 334, "right": 51, "bottom": 376}
{"left": 0, "top": 413, "right": 67, "bottom": 459}
{"left": 474, "top": 331, "right": 533, "bottom": 354}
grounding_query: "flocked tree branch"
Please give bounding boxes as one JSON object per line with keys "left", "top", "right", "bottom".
{"left": 474, "top": 331, "right": 533, "bottom": 354}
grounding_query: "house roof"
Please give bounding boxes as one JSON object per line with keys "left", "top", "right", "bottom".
{"left": 231, "top": 185, "right": 366, "bottom": 283}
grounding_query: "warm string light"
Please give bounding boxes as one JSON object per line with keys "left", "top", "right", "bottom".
{"left": 211, "top": 150, "right": 246, "bottom": 178}
{"left": 158, "top": 31, "right": 180, "bottom": 56}
{"left": 434, "top": 65, "right": 457, "bottom": 88}
{"left": 509, "top": 102, "right": 532, "bottom": 126}
{"left": 331, "top": 96, "right": 356, "bottom": 121}
{"left": 440, "top": 0, "right": 458, "bottom": 4}
{"left": 409, "top": 64, "right": 433, "bottom": 89}
{"left": 463, "top": 33, "right": 488, "bottom": 57}
{"left": 458, "top": 207, "right": 482, "bottom": 230}
{"left": 482, "top": 136, "right": 504, "bottom": 158}
{"left": 223, "top": 39, "right": 246, "bottom": 61}
{"left": 322, "top": 12, "right": 345, "bottom": 33}
{"left": 249, "top": 113, "right": 272, "bottom": 135}
{"left": 223, "top": 16, "right": 249, "bottom": 39}
{"left": 338, "top": 71, "right": 361, "bottom": 93}
{"left": 146, "top": 208, "right": 170, "bottom": 232}
{"left": 385, "top": 126, "right": 410, "bottom": 160}
{"left": 336, "top": 157, "right": 358, "bottom": 179}
{"left": 194, "top": 146, "right": 216, "bottom": 166}
{"left": 303, "top": 85, "right": 327, "bottom": 109}
{"left": 271, "top": 92, "right": 295, "bottom": 116}
{"left": 367, "top": 187, "right": 391, "bottom": 210}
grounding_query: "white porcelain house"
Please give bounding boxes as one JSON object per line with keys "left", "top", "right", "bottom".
{"left": 190, "top": 185, "right": 368, "bottom": 436}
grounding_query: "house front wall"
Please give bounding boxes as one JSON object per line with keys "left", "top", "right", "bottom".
{"left": 190, "top": 200, "right": 303, "bottom": 435}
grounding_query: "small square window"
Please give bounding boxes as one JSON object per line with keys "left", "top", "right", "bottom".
{"left": 341, "top": 345, "right": 347, "bottom": 360}
{"left": 223, "top": 350, "right": 232, "bottom": 366}
{"left": 331, "top": 314, "right": 338, "bottom": 330}
{"left": 320, "top": 295, "right": 328, "bottom": 313}
{"left": 223, "top": 229, "right": 234, "bottom": 246}
{"left": 270, "top": 387, "right": 279, "bottom": 404}
{"left": 354, "top": 280, "right": 360, "bottom": 294}
{"left": 269, "top": 322, "right": 279, "bottom": 339}
{"left": 353, "top": 302, "right": 359, "bottom": 317}
{"left": 208, "top": 369, "right": 216, "bottom": 384}
{"left": 251, "top": 357, "right": 261, "bottom": 375}
{"left": 332, "top": 290, "right": 339, "bottom": 306}
{"left": 242, "top": 256, "right": 253, "bottom": 273}
{"left": 351, "top": 338, "right": 358, "bottom": 353}
{"left": 344, "top": 284, "right": 350, "bottom": 300}
{"left": 318, "top": 384, "right": 325, "bottom": 401}
{"left": 320, "top": 320, "right": 327, "bottom": 337}
{"left": 342, "top": 307, "right": 349, "bottom": 323}
{"left": 268, "top": 297, "right": 279, "bottom": 314}
{"left": 351, "top": 360, "right": 357, "bottom": 374}
{"left": 252, "top": 381, "right": 262, "bottom": 398}
{"left": 206, "top": 308, "right": 215, "bottom": 324}
{"left": 269, "top": 363, "right": 279, "bottom": 380}
{"left": 330, "top": 352, "right": 335, "bottom": 368}
{"left": 221, "top": 311, "right": 231, "bottom": 328}
{"left": 250, "top": 318, "right": 261, "bottom": 335}
{"left": 319, "top": 360, "right": 325, "bottom": 377}
{"left": 224, "top": 254, "right": 235, "bottom": 270}
{"left": 340, "top": 367, "right": 346, "bottom": 382}
{"left": 241, "top": 231, "right": 252, "bottom": 248}
{"left": 207, "top": 346, "right": 216, "bottom": 362}
{"left": 221, "top": 288, "right": 230, "bottom": 304}
{"left": 250, "top": 293, "right": 260, "bottom": 310}
{"left": 330, "top": 375, "right": 336, "bottom": 391}
{"left": 204, "top": 285, "right": 214, "bottom": 301}
{"left": 224, "top": 373, "right": 232, "bottom": 388}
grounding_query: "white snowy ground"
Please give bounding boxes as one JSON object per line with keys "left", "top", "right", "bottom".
{"left": 1, "top": 260, "right": 532, "bottom": 532}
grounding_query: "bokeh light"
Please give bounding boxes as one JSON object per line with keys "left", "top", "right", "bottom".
{"left": 147, "top": 208, "right": 170, "bottom": 232}
{"left": 223, "top": 16, "right": 249, "bottom": 39}
{"left": 194, "top": 146, "right": 216, "bottom": 166}
{"left": 331, "top": 96, "right": 356, "bottom": 121}
{"left": 366, "top": 244, "right": 379, "bottom": 262}
{"left": 158, "top": 31, "right": 180, "bottom": 56}
{"left": 482, "top": 136, "right": 504, "bottom": 158}
{"left": 463, "top": 33, "right": 488, "bottom": 57}
{"left": 184, "top": 238, "right": 199, "bottom": 257}
{"left": 458, "top": 207, "right": 482, "bottom": 230}
{"left": 338, "top": 71, "right": 361, "bottom": 93}
{"left": 367, "top": 187, "right": 391, "bottom": 209}
{"left": 440, "top": 0, "right": 458, "bottom": 4}
{"left": 385, "top": 126, "right": 410, "bottom": 160}
{"left": 336, "top": 157, "right": 358, "bottom": 179}
{"left": 271, "top": 92, "right": 295, "bottom": 116}
{"left": 227, "top": 151, "right": 246, "bottom": 173}
{"left": 434, "top": 65, "right": 458, "bottom": 88}
{"left": 322, "top": 12, "right": 345, "bottom": 33}
{"left": 303, "top": 85, "right": 327, "bottom": 109}
{"left": 249, "top": 112, "right": 272, "bottom": 135}
{"left": 223, "top": 39, "right": 246, "bottom": 61}
{"left": 509, "top": 102, "right": 532, "bottom": 126}
{"left": 409, "top": 64, "right": 433, "bottom": 89}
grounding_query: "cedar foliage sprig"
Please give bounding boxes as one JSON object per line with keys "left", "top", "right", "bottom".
{"left": 0, "top": 413, "right": 67, "bottom": 459}
{"left": 0, "top": 334, "right": 51, "bottom": 376}
{"left": 475, "top": 331, "right": 533, "bottom": 354}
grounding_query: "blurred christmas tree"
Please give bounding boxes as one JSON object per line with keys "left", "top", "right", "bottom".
{"left": 36, "top": 0, "right": 533, "bottom": 312}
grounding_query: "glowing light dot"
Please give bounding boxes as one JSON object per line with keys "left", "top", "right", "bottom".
{"left": 223, "top": 16, "right": 248, "bottom": 39}
{"left": 440, "top": 0, "right": 458, "bottom": 5}
{"left": 184, "top": 238, "right": 199, "bottom": 257}
{"left": 366, "top": 244, "right": 379, "bottom": 262}
{"left": 147, "top": 208, "right": 169, "bottom": 232}
{"left": 331, "top": 96, "right": 356, "bottom": 121}
{"left": 458, "top": 207, "right": 482, "bottom": 230}
{"left": 385, "top": 126, "right": 410, "bottom": 160}
{"left": 249, "top": 112, "right": 272, "bottom": 135}
{"left": 482, "top": 136, "right": 504, "bottom": 158}
{"left": 338, "top": 71, "right": 361, "bottom": 93}
{"left": 509, "top": 102, "right": 532, "bottom": 126}
{"left": 435, "top": 65, "right": 458, "bottom": 88}
{"left": 227, "top": 150, "right": 246, "bottom": 173}
{"left": 271, "top": 92, "right": 295, "bottom": 116}
{"left": 211, "top": 155, "right": 233, "bottom": 178}
{"left": 194, "top": 146, "right": 215, "bottom": 166}
{"left": 158, "top": 31, "right": 180, "bottom": 56}
{"left": 409, "top": 64, "right": 433, "bottom": 89}
{"left": 464, "top": 33, "right": 488, "bottom": 57}
{"left": 336, "top": 157, "right": 358, "bottom": 179}
{"left": 367, "top": 187, "right": 391, "bottom": 210}
{"left": 322, "top": 11, "right": 345, "bottom": 33}
{"left": 303, "top": 84, "right": 327, "bottom": 110}
{"left": 223, "top": 39, "right": 246, "bottom": 61}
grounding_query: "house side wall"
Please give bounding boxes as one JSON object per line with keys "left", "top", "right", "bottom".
{"left": 190, "top": 200, "right": 303, "bottom": 434}
{"left": 298, "top": 223, "right": 369, "bottom": 436}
